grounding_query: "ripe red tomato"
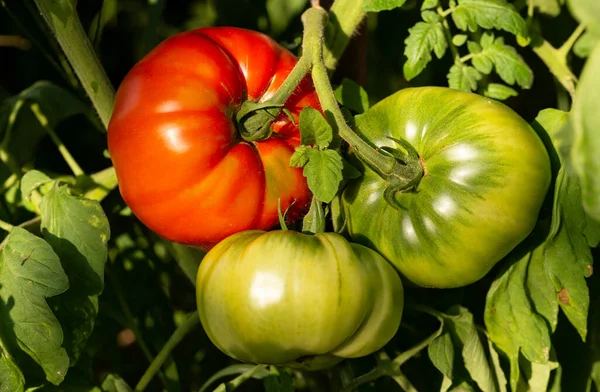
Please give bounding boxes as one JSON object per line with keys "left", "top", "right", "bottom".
{"left": 108, "top": 27, "right": 318, "bottom": 248}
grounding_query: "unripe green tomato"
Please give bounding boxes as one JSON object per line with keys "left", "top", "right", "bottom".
{"left": 196, "top": 230, "right": 404, "bottom": 370}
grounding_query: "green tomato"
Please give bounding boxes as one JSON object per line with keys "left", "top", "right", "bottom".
{"left": 340, "top": 87, "right": 551, "bottom": 289}
{"left": 196, "top": 230, "right": 404, "bottom": 369}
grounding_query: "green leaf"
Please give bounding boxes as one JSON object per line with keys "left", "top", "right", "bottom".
{"left": 363, "top": 0, "right": 407, "bottom": 12}
{"left": 530, "top": 0, "right": 562, "bottom": 16}
{"left": 302, "top": 197, "right": 326, "bottom": 234}
{"left": 0, "top": 227, "right": 69, "bottom": 385}
{"left": 567, "top": 0, "right": 600, "bottom": 36}
{"left": 422, "top": 0, "right": 440, "bottom": 9}
{"left": 290, "top": 145, "right": 312, "bottom": 168}
{"left": 486, "top": 338, "right": 508, "bottom": 392}
{"left": 447, "top": 63, "right": 482, "bottom": 92}
{"left": 404, "top": 20, "right": 447, "bottom": 81}
{"left": 40, "top": 186, "right": 110, "bottom": 363}
{"left": 20, "top": 170, "right": 52, "bottom": 201}
{"left": 484, "top": 248, "right": 553, "bottom": 391}
{"left": 299, "top": 107, "right": 333, "bottom": 148}
{"left": 334, "top": 78, "right": 370, "bottom": 114}
{"left": 428, "top": 332, "right": 455, "bottom": 384}
{"left": 520, "top": 356, "right": 559, "bottom": 392}
{"left": 471, "top": 33, "right": 533, "bottom": 88}
{"left": 453, "top": 34, "right": 469, "bottom": 46}
{"left": 443, "top": 306, "right": 500, "bottom": 392}
{"left": 101, "top": 374, "right": 133, "bottom": 392}
{"left": 266, "top": 0, "right": 308, "bottom": 36}
{"left": 263, "top": 369, "right": 294, "bottom": 392}
{"left": 574, "top": 31, "right": 598, "bottom": 58}
{"left": 451, "top": 0, "right": 528, "bottom": 37}
{"left": 544, "top": 167, "right": 592, "bottom": 340}
{"left": 0, "top": 351, "right": 24, "bottom": 392}
{"left": 302, "top": 149, "right": 344, "bottom": 203}
{"left": 483, "top": 83, "right": 518, "bottom": 100}
{"left": 572, "top": 43, "right": 600, "bottom": 221}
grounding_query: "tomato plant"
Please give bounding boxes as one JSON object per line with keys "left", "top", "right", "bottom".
{"left": 108, "top": 27, "right": 318, "bottom": 248}
{"left": 340, "top": 87, "right": 551, "bottom": 288}
{"left": 2, "top": 0, "right": 600, "bottom": 391}
{"left": 196, "top": 230, "right": 404, "bottom": 369}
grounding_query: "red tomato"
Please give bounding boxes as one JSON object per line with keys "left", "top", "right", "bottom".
{"left": 108, "top": 27, "right": 318, "bottom": 248}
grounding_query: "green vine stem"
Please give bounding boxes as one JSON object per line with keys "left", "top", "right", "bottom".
{"left": 30, "top": 103, "right": 84, "bottom": 177}
{"left": 532, "top": 39, "right": 578, "bottom": 98}
{"left": 213, "top": 365, "right": 267, "bottom": 392}
{"left": 33, "top": 0, "right": 115, "bottom": 129}
{"left": 322, "top": 0, "right": 367, "bottom": 72}
{"left": 135, "top": 311, "right": 201, "bottom": 392}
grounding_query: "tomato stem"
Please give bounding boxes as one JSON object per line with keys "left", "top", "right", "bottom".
{"left": 135, "top": 311, "right": 201, "bottom": 392}
{"left": 303, "top": 8, "right": 424, "bottom": 198}
{"left": 33, "top": 0, "right": 115, "bottom": 130}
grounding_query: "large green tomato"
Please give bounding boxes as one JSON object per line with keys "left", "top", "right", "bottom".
{"left": 340, "top": 87, "right": 551, "bottom": 289}
{"left": 196, "top": 230, "right": 404, "bottom": 369}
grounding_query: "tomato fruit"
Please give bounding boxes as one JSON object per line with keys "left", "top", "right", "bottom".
{"left": 340, "top": 87, "right": 551, "bottom": 288}
{"left": 107, "top": 27, "right": 319, "bottom": 248}
{"left": 196, "top": 230, "right": 404, "bottom": 369}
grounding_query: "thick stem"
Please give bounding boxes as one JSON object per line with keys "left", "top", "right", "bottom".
{"left": 135, "top": 312, "right": 201, "bottom": 392}
{"left": 558, "top": 23, "right": 586, "bottom": 59}
{"left": 33, "top": 0, "right": 115, "bottom": 129}
{"left": 322, "top": 0, "right": 367, "bottom": 72}
{"left": 532, "top": 40, "right": 577, "bottom": 99}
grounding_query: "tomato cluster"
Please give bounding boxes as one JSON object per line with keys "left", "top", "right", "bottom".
{"left": 108, "top": 27, "right": 550, "bottom": 368}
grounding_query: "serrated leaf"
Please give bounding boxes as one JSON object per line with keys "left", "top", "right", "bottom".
{"left": 0, "top": 227, "right": 69, "bottom": 385}
{"left": 421, "top": 10, "right": 441, "bottom": 22}
{"left": 302, "top": 149, "right": 343, "bottom": 203}
{"left": 290, "top": 145, "right": 312, "bottom": 168}
{"left": 334, "top": 78, "right": 370, "bottom": 114}
{"left": 101, "top": 374, "right": 133, "bottom": 392}
{"left": 530, "top": 0, "right": 561, "bottom": 16}
{"left": 544, "top": 167, "right": 591, "bottom": 340}
{"left": 0, "top": 352, "right": 24, "bottom": 392}
{"left": 484, "top": 248, "right": 553, "bottom": 391}
{"left": 422, "top": 0, "right": 440, "bottom": 9}
{"left": 471, "top": 33, "right": 533, "bottom": 88}
{"left": 567, "top": 0, "right": 600, "bottom": 36}
{"left": 451, "top": 0, "right": 528, "bottom": 37}
{"left": 447, "top": 63, "right": 482, "bottom": 92}
{"left": 573, "top": 31, "right": 598, "bottom": 58}
{"left": 403, "top": 20, "right": 448, "bottom": 80}
{"left": 20, "top": 170, "right": 52, "bottom": 201}
{"left": 484, "top": 83, "right": 518, "bottom": 100}
{"left": 40, "top": 186, "right": 110, "bottom": 363}
{"left": 299, "top": 107, "right": 333, "bottom": 148}
{"left": 453, "top": 34, "right": 468, "bottom": 46}
{"left": 363, "top": 0, "right": 407, "bottom": 12}
{"left": 572, "top": 43, "right": 600, "bottom": 221}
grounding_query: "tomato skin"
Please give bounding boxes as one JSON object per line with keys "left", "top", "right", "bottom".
{"left": 196, "top": 230, "right": 404, "bottom": 369}
{"left": 340, "top": 87, "right": 551, "bottom": 289}
{"left": 107, "top": 27, "right": 319, "bottom": 248}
